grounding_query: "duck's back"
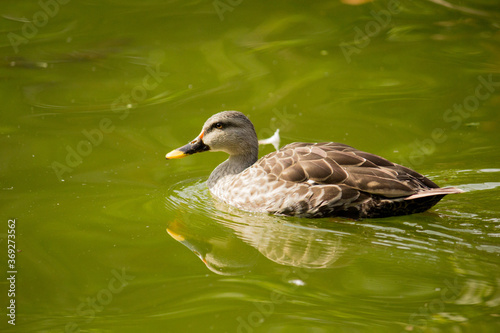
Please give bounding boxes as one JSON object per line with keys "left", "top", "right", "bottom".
{"left": 210, "top": 142, "right": 460, "bottom": 218}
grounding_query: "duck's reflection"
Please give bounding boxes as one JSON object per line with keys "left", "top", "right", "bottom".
{"left": 166, "top": 202, "right": 353, "bottom": 275}
{"left": 167, "top": 210, "right": 259, "bottom": 275}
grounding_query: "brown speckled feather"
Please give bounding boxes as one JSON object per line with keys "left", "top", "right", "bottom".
{"left": 216, "top": 142, "right": 461, "bottom": 218}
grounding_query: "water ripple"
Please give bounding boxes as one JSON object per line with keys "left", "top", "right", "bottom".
{"left": 164, "top": 175, "right": 499, "bottom": 278}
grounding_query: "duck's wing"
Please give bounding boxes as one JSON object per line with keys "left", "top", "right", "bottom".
{"left": 258, "top": 142, "right": 441, "bottom": 199}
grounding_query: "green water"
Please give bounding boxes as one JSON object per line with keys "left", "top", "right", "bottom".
{"left": 1, "top": 0, "right": 500, "bottom": 332}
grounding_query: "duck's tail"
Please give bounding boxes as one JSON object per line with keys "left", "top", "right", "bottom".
{"left": 404, "top": 187, "right": 464, "bottom": 200}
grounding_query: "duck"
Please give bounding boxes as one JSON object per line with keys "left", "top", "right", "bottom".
{"left": 165, "top": 111, "right": 462, "bottom": 219}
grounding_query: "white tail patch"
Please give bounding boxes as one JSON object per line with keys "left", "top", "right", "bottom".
{"left": 258, "top": 129, "right": 281, "bottom": 151}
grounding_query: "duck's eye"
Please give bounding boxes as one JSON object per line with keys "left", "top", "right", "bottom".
{"left": 214, "top": 122, "right": 223, "bottom": 129}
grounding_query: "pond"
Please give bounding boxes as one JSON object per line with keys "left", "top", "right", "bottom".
{"left": 1, "top": 0, "right": 499, "bottom": 332}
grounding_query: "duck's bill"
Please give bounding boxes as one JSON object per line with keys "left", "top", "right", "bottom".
{"left": 165, "top": 138, "right": 209, "bottom": 159}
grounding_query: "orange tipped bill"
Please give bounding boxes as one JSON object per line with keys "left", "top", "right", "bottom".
{"left": 165, "top": 133, "right": 210, "bottom": 160}
{"left": 165, "top": 149, "right": 187, "bottom": 159}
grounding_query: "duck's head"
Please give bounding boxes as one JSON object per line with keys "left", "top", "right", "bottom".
{"left": 166, "top": 111, "right": 258, "bottom": 160}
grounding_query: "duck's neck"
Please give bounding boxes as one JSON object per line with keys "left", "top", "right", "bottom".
{"left": 207, "top": 149, "right": 258, "bottom": 189}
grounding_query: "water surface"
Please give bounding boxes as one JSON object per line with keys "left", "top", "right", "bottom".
{"left": 1, "top": 0, "right": 499, "bottom": 332}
